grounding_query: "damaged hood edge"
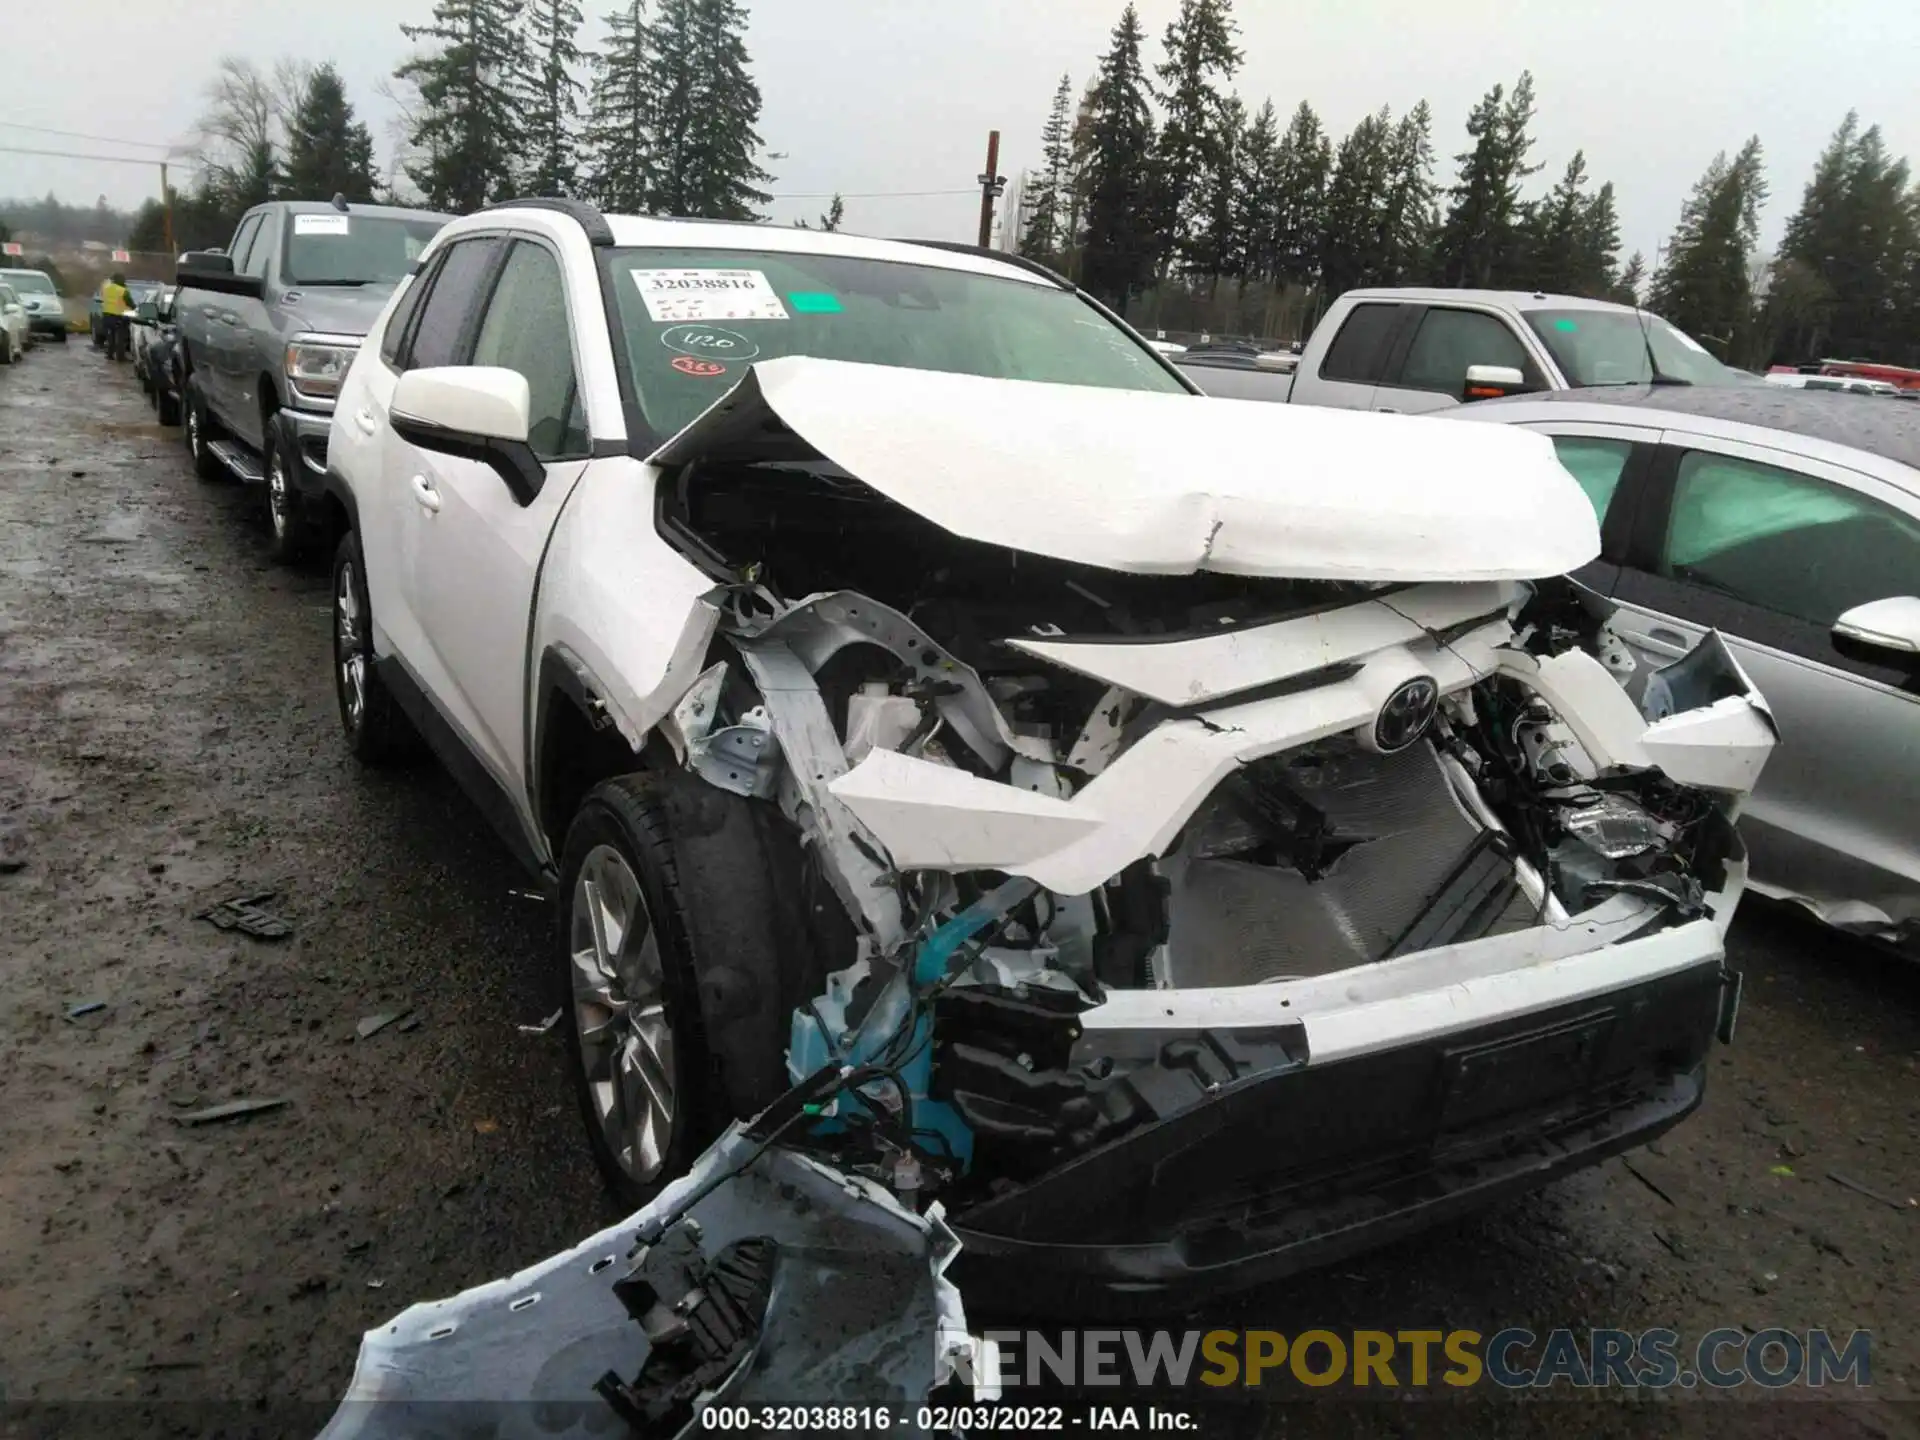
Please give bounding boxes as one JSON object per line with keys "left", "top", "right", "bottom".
{"left": 648, "top": 356, "right": 1602, "bottom": 583}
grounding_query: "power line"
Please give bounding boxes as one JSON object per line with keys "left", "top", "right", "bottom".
{"left": 0, "top": 143, "right": 198, "bottom": 169}
{"left": 0, "top": 119, "right": 175, "bottom": 152}
{"left": 768, "top": 188, "right": 972, "bottom": 200}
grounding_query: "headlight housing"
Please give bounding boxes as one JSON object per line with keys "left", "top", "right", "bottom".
{"left": 284, "top": 335, "right": 360, "bottom": 405}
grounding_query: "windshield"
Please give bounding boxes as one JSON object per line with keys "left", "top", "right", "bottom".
{"left": 604, "top": 247, "right": 1188, "bottom": 438}
{"left": 2, "top": 271, "right": 56, "bottom": 295}
{"left": 282, "top": 215, "right": 445, "bottom": 286}
{"left": 1526, "top": 309, "right": 1740, "bottom": 387}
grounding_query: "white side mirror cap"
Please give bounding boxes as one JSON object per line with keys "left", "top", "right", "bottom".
{"left": 1833, "top": 595, "right": 1920, "bottom": 656}
{"left": 392, "top": 366, "right": 532, "bottom": 445}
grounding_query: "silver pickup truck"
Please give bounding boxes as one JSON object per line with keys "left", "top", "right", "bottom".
{"left": 174, "top": 198, "right": 450, "bottom": 561}
{"left": 1179, "top": 288, "right": 1742, "bottom": 408}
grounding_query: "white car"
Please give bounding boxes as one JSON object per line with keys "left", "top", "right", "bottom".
{"left": 0, "top": 282, "right": 30, "bottom": 364}
{"left": 322, "top": 201, "right": 1773, "bottom": 1310}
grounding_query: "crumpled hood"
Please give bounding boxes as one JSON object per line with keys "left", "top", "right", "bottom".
{"left": 278, "top": 282, "right": 397, "bottom": 337}
{"left": 649, "top": 356, "right": 1601, "bottom": 582}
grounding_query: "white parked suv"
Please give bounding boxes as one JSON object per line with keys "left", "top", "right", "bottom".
{"left": 323, "top": 199, "right": 1775, "bottom": 1307}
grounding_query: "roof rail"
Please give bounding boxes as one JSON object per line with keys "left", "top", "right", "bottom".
{"left": 481, "top": 197, "right": 615, "bottom": 246}
{"left": 894, "top": 238, "right": 1073, "bottom": 290}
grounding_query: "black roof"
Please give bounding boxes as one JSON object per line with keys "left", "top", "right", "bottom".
{"left": 1485, "top": 383, "right": 1920, "bottom": 473}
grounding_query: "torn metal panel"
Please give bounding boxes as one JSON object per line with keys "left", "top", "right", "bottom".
{"left": 731, "top": 640, "right": 905, "bottom": 944}
{"left": 647, "top": 357, "right": 1602, "bottom": 582}
{"left": 318, "top": 1129, "right": 985, "bottom": 1440}
{"left": 1009, "top": 581, "right": 1516, "bottom": 707}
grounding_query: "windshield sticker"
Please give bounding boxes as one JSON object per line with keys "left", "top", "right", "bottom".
{"left": 631, "top": 268, "right": 789, "bottom": 323}
{"left": 660, "top": 324, "right": 759, "bottom": 362}
{"left": 293, "top": 214, "right": 351, "bottom": 236}
{"left": 671, "top": 356, "right": 729, "bottom": 377}
{"left": 787, "top": 290, "right": 843, "bottom": 314}
{"left": 1553, "top": 317, "right": 1579, "bottom": 332}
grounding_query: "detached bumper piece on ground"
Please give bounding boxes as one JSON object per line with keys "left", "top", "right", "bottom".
{"left": 319, "top": 1127, "right": 990, "bottom": 1439}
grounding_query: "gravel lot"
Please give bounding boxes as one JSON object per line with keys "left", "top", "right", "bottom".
{"left": 2, "top": 343, "right": 1917, "bottom": 1438}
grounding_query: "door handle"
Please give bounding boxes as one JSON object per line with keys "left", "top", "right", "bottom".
{"left": 410, "top": 475, "right": 441, "bottom": 513}
{"left": 1620, "top": 625, "right": 1690, "bottom": 657}
{"left": 353, "top": 408, "right": 378, "bottom": 436}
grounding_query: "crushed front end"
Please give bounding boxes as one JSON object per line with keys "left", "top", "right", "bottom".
{"left": 644, "top": 375, "right": 1775, "bottom": 1305}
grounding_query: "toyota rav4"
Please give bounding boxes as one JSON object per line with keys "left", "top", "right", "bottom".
{"left": 320, "top": 199, "right": 1774, "bottom": 1310}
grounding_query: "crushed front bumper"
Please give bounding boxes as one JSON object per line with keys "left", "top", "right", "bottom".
{"left": 947, "top": 921, "right": 1736, "bottom": 1311}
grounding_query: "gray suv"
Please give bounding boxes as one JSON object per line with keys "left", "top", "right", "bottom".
{"left": 174, "top": 198, "right": 451, "bottom": 560}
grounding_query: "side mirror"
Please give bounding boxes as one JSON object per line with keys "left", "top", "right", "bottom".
{"left": 390, "top": 367, "right": 541, "bottom": 506}
{"left": 1833, "top": 596, "right": 1920, "bottom": 663}
{"left": 177, "top": 250, "right": 265, "bottom": 300}
{"left": 1461, "top": 364, "right": 1530, "bottom": 402}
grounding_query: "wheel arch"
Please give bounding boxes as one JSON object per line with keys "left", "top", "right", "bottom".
{"left": 532, "top": 645, "right": 657, "bottom": 863}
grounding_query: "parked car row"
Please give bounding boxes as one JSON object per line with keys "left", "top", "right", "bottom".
{"left": 0, "top": 266, "right": 70, "bottom": 348}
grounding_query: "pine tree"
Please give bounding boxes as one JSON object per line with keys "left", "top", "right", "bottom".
{"left": 1380, "top": 100, "right": 1437, "bottom": 285}
{"left": 645, "top": 0, "right": 770, "bottom": 219}
{"left": 1270, "top": 100, "right": 1331, "bottom": 291}
{"left": 1614, "top": 250, "right": 1647, "bottom": 305}
{"left": 1433, "top": 72, "right": 1541, "bottom": 287}
{"left": 282, "top": 65, "right": 379, "bottom": 203}
{"left": 1079, "top": 4, "right": 1158, "bottom": 310}
{"left": 583, "top": 1, "right": 653, "bottom": 212}
{"left": 1649, "top": 137, "right": 1768, "bottom": 356}
{"left": 1576, "top": 180, "right": 1621, "bottom": 297}
{"left": 1772, "top": 113, "right": 1919, "bottom": 364}
{"left": 1320, "top": 108, "right": 1394, "bottom": 298}
{"left": 1021, "top": 73, "right": 1075, "bottom": 262}
{"left": 1235, "top": 99, "right": 1280, "bottom": 286}
{"left": 1149, "top": 0, "right": 1242, "bottom": 277}
{"left": 1190, "top": 94, "right": 1246, "bottom": 288}
{"left": 523, "top": 0, "right": 585, "bottom": 197}
{"left": 396, "top": 0, "right": 530, "bottom": 212}
{"left": 819, "top": 194, "right": 845, "bottom": 232}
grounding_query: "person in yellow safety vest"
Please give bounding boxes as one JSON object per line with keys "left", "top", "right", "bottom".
{"left": 101, "top": 272, "right": 133, "bottom": 361}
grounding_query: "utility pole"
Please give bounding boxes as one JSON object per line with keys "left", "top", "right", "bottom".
{"left": 975, "top": 130, "right": 1005, "bottom": 249}
{"left": 160, "top": 161, "right": 174, "bottom": 258}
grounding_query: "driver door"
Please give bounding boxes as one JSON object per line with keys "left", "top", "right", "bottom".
{"left": 1608, "top": 435, "right": 1920, "bottom": 916}
{"left": 399, "top": 237, "right": 594, "bottom": 815}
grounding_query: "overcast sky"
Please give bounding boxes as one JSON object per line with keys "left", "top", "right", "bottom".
{"left": 6, "top": 0, "right": 1918, "bottom": 267}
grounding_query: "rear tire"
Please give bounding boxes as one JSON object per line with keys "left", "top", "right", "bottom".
{"left": 331, "top": 530, "right": 416, "bottom": 766}
{"left": 184, "top": 378, "right": 226, "bottom": 482}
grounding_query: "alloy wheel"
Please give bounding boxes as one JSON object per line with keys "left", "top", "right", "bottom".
{"left": 334, "top": 558, "right": 367, "bottom": 730}
{"left": 569, "top": 844, "right": 675, "bottom": 1186}
{"left": 268, "top": 448, "right": 290, "bottom": 539}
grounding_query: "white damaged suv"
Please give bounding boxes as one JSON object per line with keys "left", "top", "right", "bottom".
{"left": 322, "top": 200, "right": 1775, "bottom": 1308}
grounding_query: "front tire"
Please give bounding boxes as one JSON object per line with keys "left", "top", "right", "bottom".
{"left": 156, "top": 379, "right": 181, "bottom": 427}
{"left": 331, "top": 530, "right": 416, "bottom": 765}
{"left": 263, "top": 427, "right": 313, "bottom": 563}
{"left": 557, "top": 774, "right": 829, "bottom": 1206}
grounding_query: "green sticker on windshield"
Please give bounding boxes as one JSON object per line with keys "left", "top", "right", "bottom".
{"left": 788, "top": 291, "right": 843, "bottom": 314}
{"left": 1554, "top": 318, "right": 1579, "bottom": 332}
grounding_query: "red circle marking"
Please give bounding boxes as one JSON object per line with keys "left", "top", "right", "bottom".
{"left": 672, "top": 357, "right": 728, "bottom": 377}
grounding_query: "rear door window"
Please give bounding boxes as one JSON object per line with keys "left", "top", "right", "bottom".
{"left": 1319, "top": 303, "right": 1403, "bottom": 383}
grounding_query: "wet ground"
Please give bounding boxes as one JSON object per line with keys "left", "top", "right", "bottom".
{"left": 1, "top": 343, "right": 1916, "bottom": 1438}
